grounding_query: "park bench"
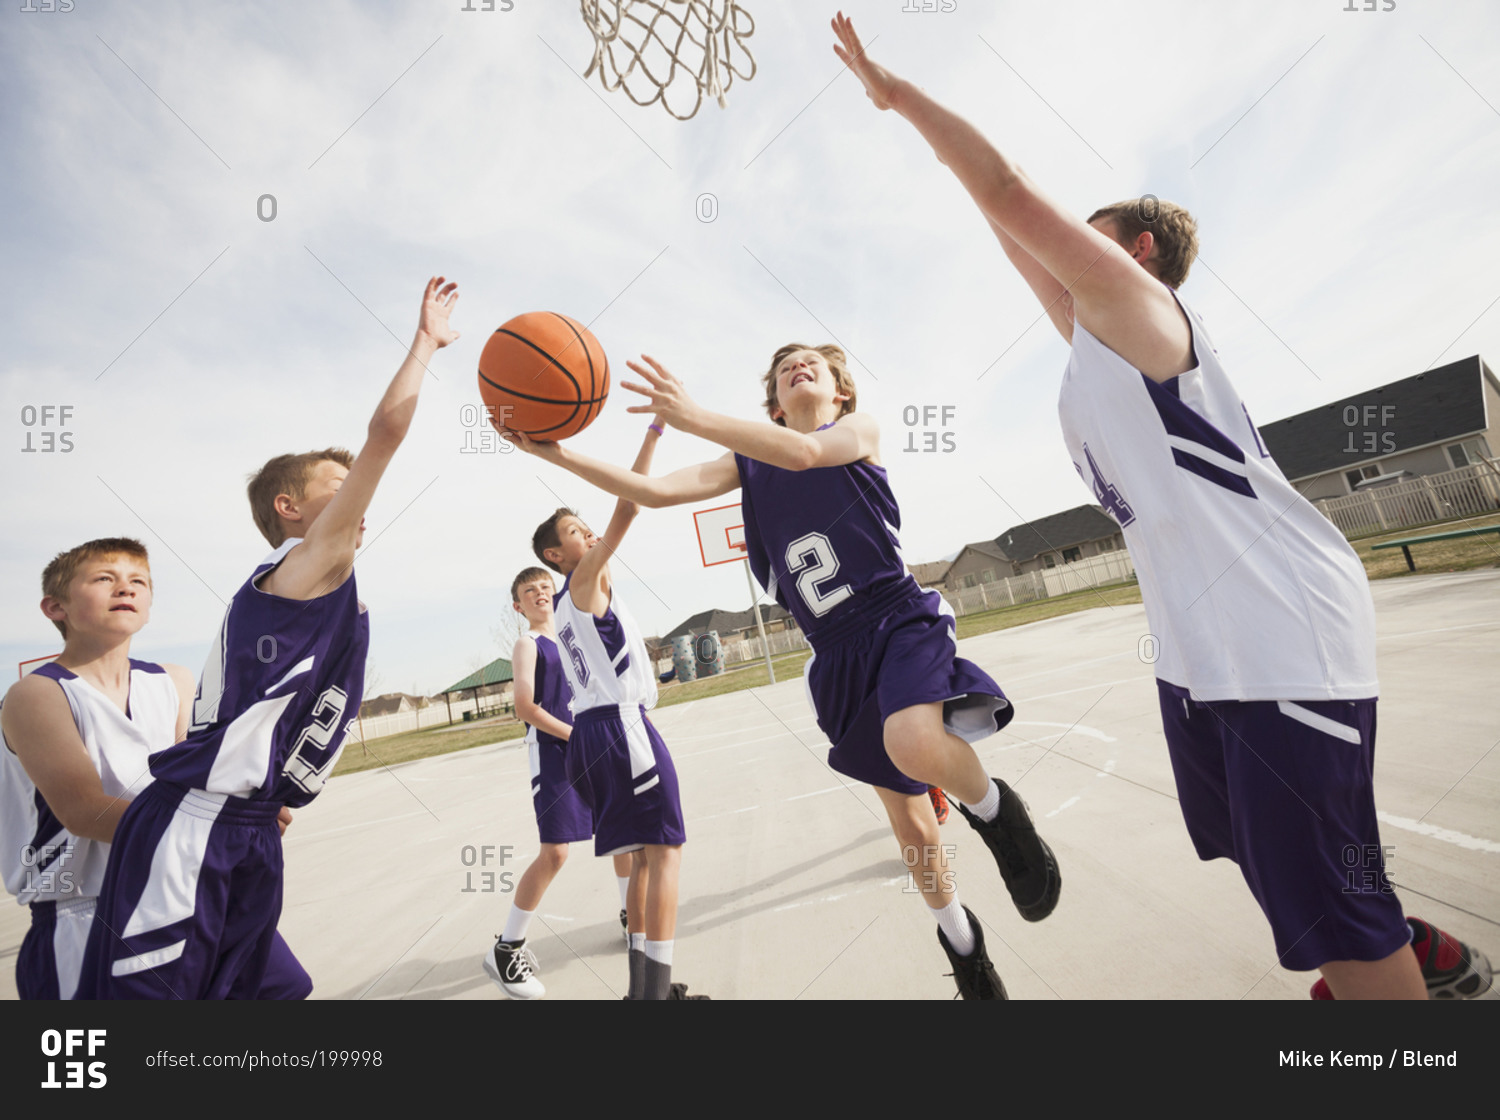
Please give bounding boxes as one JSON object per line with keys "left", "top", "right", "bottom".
{"left": 1370, "top": 525, "right": 1500, "bottom": 571}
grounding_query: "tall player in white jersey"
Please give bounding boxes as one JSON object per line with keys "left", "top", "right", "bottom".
{"left": 832, "top": 12, "right": 1491, "bottom": 999}
{"left": 1, "top": 538, "right": 308, "bottom": 999}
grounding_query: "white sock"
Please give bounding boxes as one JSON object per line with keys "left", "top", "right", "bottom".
{"left": 644, "top": 939, "right": 674, "bottom": 966}
{"left": 502, "top": 904, "right": 534, "bottom": 944}
{"left": 630, "top": 932, "right": 646, "bottom": 952}
{"left": 933, "top": 897, "right": 976, "bottom": 956}
{"left": 961, "top": 780, "right": 1000, "bottom": 824}
{"left": 617, "top": 876, "right": 630, "bottom": 909}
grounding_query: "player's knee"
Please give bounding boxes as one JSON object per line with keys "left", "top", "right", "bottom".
{"left": 538, "top": 843, "right": 568, "bottom": 872}
{"left": 883, "top": 724, "right": 945, "bottom": 783}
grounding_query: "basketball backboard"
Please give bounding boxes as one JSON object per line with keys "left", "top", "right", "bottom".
{"left": 693, "top": 502, "right": 746, "bottom": 567}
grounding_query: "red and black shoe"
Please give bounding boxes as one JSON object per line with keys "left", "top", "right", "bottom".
{"left": 928, "top": 786, "right": 950, "bottom": 825}
{"left": 1409, "top": 917, "right": 1493, "bottom": 1000}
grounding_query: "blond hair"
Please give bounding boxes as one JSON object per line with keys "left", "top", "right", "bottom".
{"left": 41, "top": 537, "right": 150, "bottom": 638}
{"left": 1087, "top": 197, "right": 1199, "bottom": 289}
{"left": 247, "top": 448, "right": 354, "bottom": 546}
{"left": 762, "top": 343, "right": 857, "bottom": 427}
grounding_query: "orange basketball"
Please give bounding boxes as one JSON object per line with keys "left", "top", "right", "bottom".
{"left": 478, "top": 311, "right": 610, "bottom": 441}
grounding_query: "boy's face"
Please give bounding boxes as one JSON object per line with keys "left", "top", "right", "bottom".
{"left": 44, "top": 553, "right": 152, "bottom": 639}
{"left": 513, "top": 577, "right": 556, "bottom": 626}
{"left": 546, "top": 515, "right": 597, "bottom": 574}
{"left": 773, "top": 349, "right": 847, "bottom": 420}
{"left": 284, "top": 459, "right": 364, "bottom": 546}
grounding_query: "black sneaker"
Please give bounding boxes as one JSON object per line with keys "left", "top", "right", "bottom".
{"left": 958, "top": 778, "right": 1061, "bottom": 922}
{"left": 668, "top": 982, "right": 711, "bottom": 999}
{"left": 937, "top": 906, "right": 1007, "bottom": 1000}
{"left": 481, "top": 938, "right": 544, "bottom": 1000}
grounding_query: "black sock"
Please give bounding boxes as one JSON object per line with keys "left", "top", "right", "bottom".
{"left": 627, "top": 948, "right": 646, "bottom": 1000}
{"left": 644, "top": 956, "right": 673, "bottom": 1000}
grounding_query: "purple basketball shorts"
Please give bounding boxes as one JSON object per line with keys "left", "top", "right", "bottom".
{"left": 805, "top": 580, "right": 1011, "bottom": 796}
{"left": 1158, "top": 680, "right": 1411, "bottom": 970}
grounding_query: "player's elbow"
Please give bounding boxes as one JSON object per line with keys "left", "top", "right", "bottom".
{"left": 789, "top": 438, "right": 823, "bottom": 472}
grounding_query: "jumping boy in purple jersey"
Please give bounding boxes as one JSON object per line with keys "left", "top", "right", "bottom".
{"left": 483, "top": 566, "right": 635, "bottom": 1000}
{"left": 76, "top": 277, "right": 460, "bottom": 999}
{"left": 828, "top": 12, "right": 1491, "bottom": 999}
{"left": 1, "top": 538, "right": 309, "bottom": 999}
{"left": 504, "top": 353, "right": 1060, "bottom": 999}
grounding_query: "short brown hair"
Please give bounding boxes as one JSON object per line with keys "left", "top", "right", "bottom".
{"left": 510, "top": 566, "right": 555, "bottom": 603}
{"left": 247, "top": 448, "right": 354, "bottom": 547}
{"left": 1087, "top": 197, "right": 1199, "bottom": 289}
{"left": 41, "top": 537, "right": 150, "bottom": 638}
{"left": 531, "top": 508, "right": 576, "bottom": 573}
{"left": 762, "top": 344, "right": 858, "bottom": 428}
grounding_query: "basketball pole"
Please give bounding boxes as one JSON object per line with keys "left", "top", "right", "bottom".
{"left": 742, "top": 553, "right": 776, "bottom": 685}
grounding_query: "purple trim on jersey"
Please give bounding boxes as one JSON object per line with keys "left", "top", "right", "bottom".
{"left": 530, "top": 635, "right": 571, "bottom": 748}
{"left": 33, "top": 663, "right": 75, "bottom": 682}
{"left": 27, "top": 789, "right": 67, "bottom": 875}
{"left": 129, "top": 659, "right": 168, "bottom": 674}
{"left": 595, "top": 607, "right": 629, "bottom": 669}
{"left": 17, "top": 900, "right": 60, "bottom": 999}
{"left": 1141, "top": 374, "right": 1247, "bottom": 464}
{"left": 1170, "top": 447, "right": 1258, "bottom": 499}
{"left": 1242, "top": 403, "right": 1272, "bottom": 458}
{"left": 1083, "top": 443, "right": 1136, "bottom": 527}
{"left": 149, "top": 551, "right": 368, "bottom": 806}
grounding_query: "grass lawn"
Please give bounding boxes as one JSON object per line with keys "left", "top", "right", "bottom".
{"left": 336, "top": 510, "right": 1500, "bottom": 776}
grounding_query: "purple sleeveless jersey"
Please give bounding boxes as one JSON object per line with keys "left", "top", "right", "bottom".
{"left": 735, "top": 438, "right": 911, "bottom": 638}
{"left": 530, "top": 634, "right": 569, "bottom": 747}
{"left": 148, "top": 540, "right": 369, "bottom": 807}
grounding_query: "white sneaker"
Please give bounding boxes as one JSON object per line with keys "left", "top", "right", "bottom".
{"left": 482, "top": 938, "right": 544, "bottom": 999}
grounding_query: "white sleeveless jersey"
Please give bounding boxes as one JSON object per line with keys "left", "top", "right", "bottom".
{"left": 552, "top": 575, "right": 659, "bottom": 713}
{"left": 1057, "top": 292, "right": 1377, "bottom": 702}
{"left": 0, "top": 661, "right": 179, "bottom": 904}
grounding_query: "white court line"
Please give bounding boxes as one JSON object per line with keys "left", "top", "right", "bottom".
{"left": 785, "top": 784, "right": 859, "bottom": 802}
{"left": 1377, "top": 811, "right": 1500, "bottom": 854}
{"left": 1009, "top": 720, "right": 1118, "bottom": 743}
{"left": 1045, "top": 796, "right": 1082, "bottom": 819}
{"left": 1018, "top": 675, "right": 1154, "bottom": 703}
{"left": 1377, "top": 621, "right": 1500, "bottom": 641}
{"left": 687, "top": 805, "right": 761, "bottom": 825}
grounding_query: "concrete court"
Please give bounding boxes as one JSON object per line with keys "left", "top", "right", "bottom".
{"left": 2, "top": 571, "right": 1496, "bottom": 1000}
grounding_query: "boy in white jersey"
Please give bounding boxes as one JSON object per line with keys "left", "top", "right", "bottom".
{"left": 1, "top": 538, "right": 308, "bottom": 999}
{"left": 830, "top": 12, "right": 1491, "bottom": 999}
{"left": 483, "top": 566, "right": 635, "bottom": 1000}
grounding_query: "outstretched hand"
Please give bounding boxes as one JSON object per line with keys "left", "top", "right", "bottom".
{"left": 417, "top": 276, "right": 461, "bottom": 348}
{"left": 495, "top": 425, "right": 564, "bottom": 462}
{"left": 622, "top": 356, "right": 702, "bottom": 430}
{"left": 831, "top": 11, "right": 898, "bottom": 111}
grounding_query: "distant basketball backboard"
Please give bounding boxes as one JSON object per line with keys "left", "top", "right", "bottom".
{"left": 18, "top": 655, "right": 60, "bottom": 681}
{"left": 693, "top": 502, "right": 746, "bottom": 567}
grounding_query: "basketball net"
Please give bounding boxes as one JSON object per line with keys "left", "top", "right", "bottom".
{"left": 580, "top": 0, "right": 757, "bottom": 121}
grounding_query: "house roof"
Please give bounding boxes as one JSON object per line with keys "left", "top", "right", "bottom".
{"left": 441, "top": 657, "right": 514, "bottom": 694}
{"left": 992, "top": 504, "right": 1119, "bottom": 563}
{"left": 1258, "top": 356, "right": 1493, "bottom": 481}
{"left": 908, "top": 560, "right": 953, "bottom": 585}
{"left": 360, "top": 694, "right": 412, "bottom": 717}
{"left": 953, "top": 541, "right": 1012, "bottom": 567}
{"left": 664, "top": 603, "right": 793, "bottom": 640}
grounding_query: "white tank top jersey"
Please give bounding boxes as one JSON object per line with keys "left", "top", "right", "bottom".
{"left": 0, "top": 661, "right": 179, "bottom": 905}
{"left": 1057, "top": 291, "right": 1378, "bottom": 702}
{"left": 552, "top": 575, "right": 659, "bottom": 713}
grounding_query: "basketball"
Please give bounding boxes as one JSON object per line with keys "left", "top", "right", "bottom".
{"left": 478, "top": 311, "right": 610, "bottom": 441}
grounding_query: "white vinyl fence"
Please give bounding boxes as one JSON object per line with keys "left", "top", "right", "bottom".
{"left": 351, "top": 693, "right": 503, "bottom": 742}
{"left": 942, "top": 549, "right": 1137, "bottom": 617}
{"left": 1312, "top": 463, "right": 1500, "bottom": 537}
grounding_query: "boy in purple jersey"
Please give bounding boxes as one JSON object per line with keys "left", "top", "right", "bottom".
{"left": 483, "top": 566, "right": 635, "bottom": 1000}
{"left": 504, "top": 353, "right": 1060, "bottom": 999}
{"left": 828, "top": 12, "right": 1492, "bottom": 999}
{"left": 76, "top": 277, "right": 460, "bottom": 999}
{"left": 1, "top": 538, "right": 309, "bottom": 999}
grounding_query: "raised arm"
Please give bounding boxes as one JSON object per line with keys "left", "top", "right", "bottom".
{"left": 1, "top": 676, "right": 128, "bottom": 843}
{"left": 502, "top": 430, "right": 740, "bottom": 509}
{"left": 622, "top": 356, "right": 881, "bottom": 469}
{"left": 831, "top": 13, "right": 1191, "bottom": 382}
{"left": 567, "top": 421, "right": 665, "bottom": 616}
{"left": 511, "top": 636, "right": 571, "bottom": 742}
{"left": 265, "top": 276, "right": 460, "bottom": 600}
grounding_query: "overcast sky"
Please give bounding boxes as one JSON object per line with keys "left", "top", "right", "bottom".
{"left": 3, "top": 0, "right": 1497, "bottom": 695}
